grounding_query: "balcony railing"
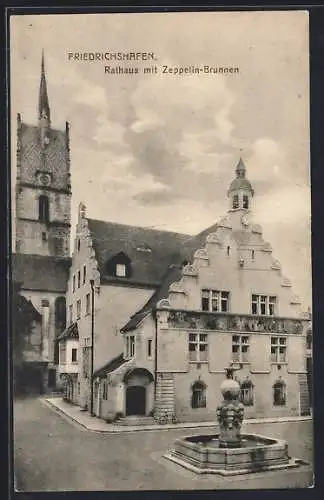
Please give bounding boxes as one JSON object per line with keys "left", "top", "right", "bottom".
{"left": 166, "top": 309, "right": 305, "bottom": 335}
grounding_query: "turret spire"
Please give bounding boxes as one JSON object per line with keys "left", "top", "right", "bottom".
{"left": 235, "top": 157, "right": 246, "bottom": 179}
{"left": 38, "top": 50, "right": 51, "bottom": 124}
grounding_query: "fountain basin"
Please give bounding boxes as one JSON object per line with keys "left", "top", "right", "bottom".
{"left": 164, "top": 433, "right": 304, "bottom": 476}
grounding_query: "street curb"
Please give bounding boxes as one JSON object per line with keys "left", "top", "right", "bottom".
{"left": 43, "top": 398, "right": 312, "bottom": 434}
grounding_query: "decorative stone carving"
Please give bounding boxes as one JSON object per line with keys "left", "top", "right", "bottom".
{"left": 218, "top": 216, "right": 232, "bottom": 229}
{"left": 290, "top": 294, "right": 302, "bottom": 305}
{"left": 271, "top": 259, "right": 281, "bottom": 270}
{"left": 193, "top": 248, "right": 209, "bottom": 260}
{"left": 167, "top": 310, "right": 304, "bottom": 335}
{"left": 182, "top": 264, "right": 198, "bottom": 277}
{"left": 216, "top": 367, "right": 245, "bottom": 448}
{"left": 206, "top": 232, "right": 223, "bottom": 245}
{"left": 169, "top": 281, "right": 186, "bottom": 294}
{"left": 156, "top": 299, "right": 172, "bottom": 309}
{"left": 251, "top": 224, "right": 262, "bottom": 234}
{"left": 281, "top": 277, "right": 292, "bottom": 288}
{"left": 261, "top": 241, "right": 272, "bottom": 252}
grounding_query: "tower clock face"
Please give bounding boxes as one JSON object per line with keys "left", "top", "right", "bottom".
{"left": 38, "top": 173, "right": 51, "bottom": 186}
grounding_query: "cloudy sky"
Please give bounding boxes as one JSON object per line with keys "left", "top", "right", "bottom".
{"left": 10, "top": 11, "right": 311, "bottom": 307}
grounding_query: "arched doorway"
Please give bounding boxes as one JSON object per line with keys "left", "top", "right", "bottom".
{"left": 123, "top": 368, "right": 154, "bottom": 417}
{"left": 126, "top": 386, "right": 146, "bottom": 416}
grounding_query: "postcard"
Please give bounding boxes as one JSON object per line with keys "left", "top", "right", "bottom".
{"left": 10, "top": 11, "right": 313, "bottom": 491}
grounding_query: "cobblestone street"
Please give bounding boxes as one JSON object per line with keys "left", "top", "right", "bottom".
{"left": 14, "top": 397, "right": 313, "bottom": 491}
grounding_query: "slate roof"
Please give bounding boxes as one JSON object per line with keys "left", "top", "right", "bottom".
{"left": 87, "top": 218, "right": 195, "bottom": 286}
{"left": 121, "top": 265, "right": 183, "bottom": 332}
{"left": 57, "top": 322, "right": 79, "bottom": 342}
{"left": 12, "top": 253, "right": 71, "bottom": 293}
{"left": 93, "top": 353, "right": 127, "bottom": 379}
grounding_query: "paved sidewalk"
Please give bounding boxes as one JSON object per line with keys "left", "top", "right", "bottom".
{"left": 43, "top": 397, "right": 311, "bottom": 433}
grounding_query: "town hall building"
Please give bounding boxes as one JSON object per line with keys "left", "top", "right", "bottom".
{"left": 57, "top": 159, "right": 311, "bottom": 421}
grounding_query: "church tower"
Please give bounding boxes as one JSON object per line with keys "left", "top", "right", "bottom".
{"left": 15, "top": 51, "right": 71, "bottom": 257}
{"left": 227, "top": 157, "right": 254, "bottom": 230}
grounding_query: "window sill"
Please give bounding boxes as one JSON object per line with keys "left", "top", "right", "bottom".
{"left": 271, "top": 362, "right": 288, "bottom": 365}
{"left": 231, "top": 361, "right": 250, "bottom": 365}
{"left": 189, "top": 360, "right": 208, "bottom": 364}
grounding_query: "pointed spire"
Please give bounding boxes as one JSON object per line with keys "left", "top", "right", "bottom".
{"left": 235, "top": 157, "right": 246, "bottom": 179}
{"left": 38, "top": 50, "right": 51, "bottom": 123}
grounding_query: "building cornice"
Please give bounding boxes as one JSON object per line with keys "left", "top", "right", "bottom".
{"left": 17, "top": 217, "right": 71, "bottom": 228}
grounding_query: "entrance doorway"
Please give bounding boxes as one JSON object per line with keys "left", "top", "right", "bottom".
{"left": 126, "top": 386, "right": 146, "bottom": 416}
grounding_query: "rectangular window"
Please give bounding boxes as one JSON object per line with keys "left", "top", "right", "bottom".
{"left": 116, "top": 263, "right": 126, "bottom": 277}
{"left": 77, "top": 382, "right": 80, "bottom": 395}
{"left": 147, "top": 339, "right": 153, "bottom": 358}
{"left": 76, "top": 299, "right": 81, "bottom": 320}
{"left": 232, "top": 335, "right": 250, "bottom": 363}
{"left": 68, "top": 304, "right": 73, "bottom": 325}
{"left": 59, "top": 343, "right": 66, "bottom": 364}
{"left": 83, "top": 265, "right": 87, "bottom": 285}
{"left": 251, "top": 295, "right": 277, "bottom": 316}
{"left": 189, "top": 333, "right": 208, "bottom": 362}
{"left": 72, "top": 275, "right": 75, "bottom": 293}
{"left": 233, "top": 194, "right": 239, "bottom": 209}
{"left": 85, "top": 293, "right": 90, "bottom": 315}
{"left": 71, "top": 348, "right": 77, "bottom": 363}
{"left": 201, "top": 290, "right": 230, "bottom": 312}
{"left": 243, "top": 195, "right": 249, "bottom": 209}
{"left": 77, "top": 270, "right": 81, "bottom": 288}
{"left": 126, "top": 335, "right": 135, "bottom": 358}
{"left": 271, "top": 336, "right": 287, "bottom": 363}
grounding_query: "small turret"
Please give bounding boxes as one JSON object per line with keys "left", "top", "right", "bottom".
{"left": 228, "top": 157, "right": 254, "bottom": 211}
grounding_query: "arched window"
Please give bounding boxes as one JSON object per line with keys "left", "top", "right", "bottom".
{"left": 240, "top": 379, "right": 254, "bottom": 406}
{"left": 243, "top": 195, "right": 249, "bottom": 209}
{"left": 191, "top": 381, "right": 206, "bottom": 409}
{"left": 227, "top": 246, "right": 230, "bottom": 256}
{"left": 39, "top": 195, "right": 49, "bottom": 222}
{"left": 273, "top": 379, "right": 286, "bottom": 406}
{"left": 232, "top": 194, "right": 239, "bottom": 209}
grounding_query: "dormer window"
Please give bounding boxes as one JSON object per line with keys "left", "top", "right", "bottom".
{"left": 116, "top": 263, "right": 126, "bottom": 277}
{"left": 105, "top": 252, "right": 132, "bottom": 278}
{"left": 233, "top": 194, "right": 239, "bottom": 209}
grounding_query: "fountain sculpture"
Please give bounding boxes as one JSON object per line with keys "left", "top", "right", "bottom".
{"left": 164, "top": 365, "right": 304, "bottom": 476}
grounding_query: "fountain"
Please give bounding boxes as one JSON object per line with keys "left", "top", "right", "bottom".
{"left": 164, "top": 365, "right": 305, "bottom": 476}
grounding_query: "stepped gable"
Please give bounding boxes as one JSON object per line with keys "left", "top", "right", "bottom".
{"left": 12, "top": 253, "right": 71, "bottom": 293}
{"left": 120, "top": 223, "right": 222, "bottom": 333}
{"left": 87, "top": 218, "right": 193, "bottom": 286}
